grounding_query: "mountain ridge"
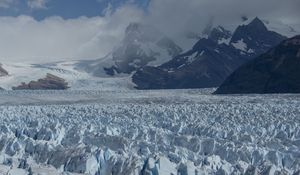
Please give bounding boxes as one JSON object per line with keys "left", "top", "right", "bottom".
{"left": 215, "top": 35, "right": 300, "bottom": 94}
{"left": 132, "top": 17, "right": 287, "bottom": 89}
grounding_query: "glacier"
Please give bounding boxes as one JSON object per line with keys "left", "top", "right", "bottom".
{"left": 0, "top": 89, "right": 300, "bottom": 174}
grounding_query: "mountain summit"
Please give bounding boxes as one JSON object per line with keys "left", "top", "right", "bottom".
{"left": 230, "top": 17, "right": 285, "bottom": 56}
{"left": 77, "top": 23, "right": 182, "bottom": 76}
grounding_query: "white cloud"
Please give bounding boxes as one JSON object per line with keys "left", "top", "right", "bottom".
{"left": 0, "top": 4, "right": 144, "bottom": 63}
{"left": 142, "top": 0, "right": 300, "bottom": 49}
{"left": 27, "top": 0, "right": 48, "bottom": 9}
{"left": 0, "top": 0, "right": 299, "bottom": 63}
{"left": 0, "top": 0, "right": 14, "bottom": 8}
{"left": 148, "top": 0, "right": 300, "bottom": 32}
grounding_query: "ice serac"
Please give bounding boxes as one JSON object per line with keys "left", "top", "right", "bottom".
{"left": 215, "top": 35, "right": 300, "bottom": 94}
{"left": 12, "top": 73, "right": 69, "bottom": 90}
{"left": 77, "top": 23, "right": 182, "bottom": 76}
{"left": 0, "top": 90, "right": 299, "bottom": 174}
{"left": 0, "top": 64, "right": 8, "bottom": 77}
{"left": 132, "top": 17, "right": 286, "bottom": 89}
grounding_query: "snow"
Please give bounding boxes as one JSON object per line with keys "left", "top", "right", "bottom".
{"left": 231, "top": 39, "right": 256, "bottom": 54}
{"left": 0, "top": 89, "right": 299, "bottom": 174}
{"left": 231, "top": 39, "right": 248, "bottom": 52}
{"left": 248, "top": 48, "right": 255, "bottom": 54}
{"left": 218, "top": 38, "right": 231, "bottom": 45}
{"left": 182, "top": 51, "right": 205, "bottom": 65}
{"left": 264, "top": 20, "right": 300, "bottom": 38}
{"left": 0, "top": 61, "right": 135, "bottom": 91}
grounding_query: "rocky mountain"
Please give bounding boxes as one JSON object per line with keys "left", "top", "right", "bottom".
{"left": 132, "top": 18, "right": 287, "bottom": 89}
{"left": 215, "top": 35, "right": 300, "bottom": 94}
{"left": 77, "top": 23, "right": 182, "bottom": 76}
{"left": 0, "top": 64, "right": 8, "bottom": 77}
{"left": 230, "top": 17, "right": 286, "bottom": 56}
{"left": 12, "top": 73, "right": 69, "bottom": 90}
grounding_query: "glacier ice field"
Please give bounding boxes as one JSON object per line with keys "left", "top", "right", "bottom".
{"left": 0, "top": 89, "right": 299, "bottom": 174}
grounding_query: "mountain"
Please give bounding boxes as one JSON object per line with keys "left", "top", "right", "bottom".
{"left": 215, "top": 35, "right": 300, "bottom": 94}
{"left": 0, "top": 18, "right": 294, "bottom": 91}
{"left": 132, "top": 18, "right": 287, "bottom": 89}
{"left": 230, "top": 17, "right": 286, "bottom": 56}
{"left": 77, "top": 23, "right": 182, "bottom": 76}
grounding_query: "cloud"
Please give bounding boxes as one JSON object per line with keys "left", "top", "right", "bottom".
{"left": 27, "top": 0, "right": 48, "bottom": 9}
{"left": 0, "top": 4, "right": 144, "bottom": 63}
{"left": 141, "top": 0, "right": 300, "bottom": 49}
{"left": 0, "top": 0, "right": 299, "bottom": 62}
{"left": 146, "top": 0, "right": 300, "bottom": 34}
{"left": 0, "top": 0, "right": 14, "bottom": 8}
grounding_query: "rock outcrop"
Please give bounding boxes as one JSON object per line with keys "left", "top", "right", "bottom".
{"left": 215, "top": 35, "right": 300, "bottom": 94}
{"left": 0, "top": 64, "right": 8, "bottom": 77}
{"left": 12, "top": 73, "right": 69, "bottom": 90}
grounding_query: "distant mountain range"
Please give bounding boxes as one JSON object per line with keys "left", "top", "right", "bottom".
{"left": 0, "top": 17, "right": 299, "bottom": 92}
{"left": 132, "top": 17, "right": 286, "bottom": 89}
{"left": 215, "top": 35, "right": 300, "bottom": 94}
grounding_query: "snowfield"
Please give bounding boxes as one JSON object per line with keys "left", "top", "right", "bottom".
{"left": 0, "top": 89, "right": 300, "bottom": 174}
{"left": 0, "top": 62, "right": 135, "bottom": 91}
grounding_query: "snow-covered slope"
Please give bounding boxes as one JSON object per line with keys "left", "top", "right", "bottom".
{"left": 261, "top": 19, "right": 299, "bottom": 38}
{"left": 0, "top": 89, "right": 300, "bottom": 174}
{"left": 0, "top": 61, "right": 135, "bottom": 90}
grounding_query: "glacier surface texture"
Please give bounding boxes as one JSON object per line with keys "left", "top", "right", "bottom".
{"left": 0, "top": 89, "right": 299, "bottom": 174}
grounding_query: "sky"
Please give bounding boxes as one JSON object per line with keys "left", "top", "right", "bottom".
{"left": 0, "top": 0, "right": 150, "bottom": 20}
{"left": 0, "top": 0, "right": 299, "bottom": 63}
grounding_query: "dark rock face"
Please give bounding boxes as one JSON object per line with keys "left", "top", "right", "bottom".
{"left": 0, "top": 64, "right": 8, "bottom": 77}
{"left": 133, "top": 18, "right": 286, "bottom": 89}
{"left": 12, "top": 73, "right": 69, "bottom": 90}
{"left": 133, "top": 39, "right": 245, "bottom": 89}
{"left": 215, "top": 35, "right": 300, "bottom": 94}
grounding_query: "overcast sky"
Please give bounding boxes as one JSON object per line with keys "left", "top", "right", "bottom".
{"left": 0, "top": 0, "right": 299, "bottom": 63}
